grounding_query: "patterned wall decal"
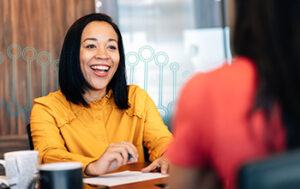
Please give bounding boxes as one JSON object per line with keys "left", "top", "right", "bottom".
{"left": 0, "top": 44, "right": 191, "bottom": 132}
{"left": 125, "top": 45, "right": 189, "bottom": 125}
{"left": 1, "top": 44, "right": 59, "bottom": 133}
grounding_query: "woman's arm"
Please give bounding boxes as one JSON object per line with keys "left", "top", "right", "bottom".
{"left": 140, "top": 92, "right": 173, "bottom": 173}
{"left": 31, "top": 103, "right": 139, "bottom": 175}
{"left": 142, "top": 93, "right": 173, "bottom": 160}
{"left": 30, "top": 103, "right": 98, "bottom": 170}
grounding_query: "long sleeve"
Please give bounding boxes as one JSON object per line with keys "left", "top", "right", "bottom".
{"left": 142, "top": 93, "right": 173, "bottom": 161}
{"left": 30, "top": 102, "right": 98, "bottom": 170}
{"left": 30, "top": 86, "right": 173, "bottom": 169}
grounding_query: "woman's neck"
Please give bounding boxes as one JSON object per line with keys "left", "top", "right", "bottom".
{"left": 84, "top": 89, "right": 106, "bottom": 103}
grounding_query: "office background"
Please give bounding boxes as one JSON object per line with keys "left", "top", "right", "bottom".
{"left": 0, "top": 0, "right": 230, "bottom": 158}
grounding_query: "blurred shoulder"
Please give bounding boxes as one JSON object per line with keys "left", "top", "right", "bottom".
{"left": 183, "top": 56, "right": 256, "bottom": 94}
{"left": 210, "top": 56, "right": 256, "bottom": 81}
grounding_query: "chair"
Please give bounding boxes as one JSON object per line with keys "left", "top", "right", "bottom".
{"left": 26, "top": 124, "right": 34, "bottom": 150}
{"left": 238, "top": 149, "right": 300, "bottom": 189}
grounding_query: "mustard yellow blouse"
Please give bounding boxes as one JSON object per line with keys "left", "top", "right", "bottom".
{"left": 30, "top": 85, "right": 173, "bottom": 169}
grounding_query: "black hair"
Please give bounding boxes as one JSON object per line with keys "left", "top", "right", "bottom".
{"left": 59, "top": 13, "right": 129, "bottom": 109}
{"left": 233, "top": 0, "right": 300, "bottom": 149}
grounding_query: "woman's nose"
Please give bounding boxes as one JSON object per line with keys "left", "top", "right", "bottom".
{"left": 95, "top": 47, "right": 109, "bottom": 59}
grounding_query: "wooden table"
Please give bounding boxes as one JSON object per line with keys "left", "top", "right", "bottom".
{"left": 84, "top": 163, "right": 169, "bottom": 189}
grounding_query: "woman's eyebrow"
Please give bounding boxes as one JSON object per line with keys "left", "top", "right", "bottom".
{"left": 82, "top": 38, "right": 117, "bottom": 43}
{"left": 108, "top": 38, "right": 117, "bottom": 43}
{"left": 82, "top": 38, "right": 97, "bottom": 42}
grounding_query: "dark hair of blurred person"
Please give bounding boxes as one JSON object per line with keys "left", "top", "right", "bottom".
{"left": 234, "top": 0, "right": 300, "bottom": 149}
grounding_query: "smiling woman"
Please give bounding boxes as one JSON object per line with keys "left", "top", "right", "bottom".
{"left": 30, "top": 13, "right": 173, "bottom": 176}
{"left": 80, "top": 21, "right": 120, "bottom": 102}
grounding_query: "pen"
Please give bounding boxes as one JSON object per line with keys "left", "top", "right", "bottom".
{"left": 128, "top": 153, "right": 133, "bottom": 161}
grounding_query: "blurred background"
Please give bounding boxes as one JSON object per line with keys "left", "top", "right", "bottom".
{"left": 0, "top": 0, "right": 230, "bottom": 157}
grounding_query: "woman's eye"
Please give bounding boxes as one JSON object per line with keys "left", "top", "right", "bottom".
{"left": 108, "top": 45, "right": 117, "bottom": 50}
{"left": 85, "top": 44, "right": 96, "bottom": 49}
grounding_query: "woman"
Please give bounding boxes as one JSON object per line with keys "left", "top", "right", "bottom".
{"left": 167, "top": 0, "right": 300, "bottom": 189}
{"left": 30, "top": 13, "right": 172, "bottom": 176}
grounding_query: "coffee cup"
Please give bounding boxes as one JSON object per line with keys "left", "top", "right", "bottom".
{"left": 29, "top": 162, "right": 83, "bottom": 189}
{"left": 0, "top": 150, "right": 39, "bottom": 189}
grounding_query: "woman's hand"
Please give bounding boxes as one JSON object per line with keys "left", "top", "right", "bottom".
{"left": 141, "top": 156, "right": 169, "bottom": 174}
{"left": 85, "top": 141, "right": 138, "bottom": 176}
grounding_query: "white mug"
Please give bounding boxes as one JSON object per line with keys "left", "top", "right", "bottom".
{"left": 0, "top": 150, "right": 39, "bottom": 189}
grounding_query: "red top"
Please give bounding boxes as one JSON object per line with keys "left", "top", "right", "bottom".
{"left": 167, "top": 57, "right": 286, "bottom": 189}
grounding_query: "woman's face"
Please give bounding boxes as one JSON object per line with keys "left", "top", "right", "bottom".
{"left": 80, "top": 21, "right": 120, "bottom": 97}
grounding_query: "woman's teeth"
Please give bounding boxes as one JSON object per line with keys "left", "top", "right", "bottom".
{"left": 90, "top": 65, "right": 110, "bottom": 72}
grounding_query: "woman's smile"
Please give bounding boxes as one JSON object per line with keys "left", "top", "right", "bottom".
{"left": 90, "top": 64, "right": 111, "bottom": 77}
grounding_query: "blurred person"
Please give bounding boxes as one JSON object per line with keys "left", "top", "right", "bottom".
{"left": 30, "top": 13, "right": 172, "bottom": 176}
{"left": 167, "top": 0, "right": 300, "bottom": 188}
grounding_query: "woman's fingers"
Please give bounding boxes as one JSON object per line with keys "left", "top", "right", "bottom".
{"left": 121, "top": 142, "right": 138, "bottom": 157}
{"left": 109, "top": 142, "right": 138, "bottom": 162}
{"left": 141, "top": 161, "right": 159, "bottom": 172}
{"left": 86, "top": 151, "right": 122, "bottom": 176}
{"left": 116, "top": 142, "right": 138, "bottom": 159}
{"left": 96, "top": 150, "right": 125, "bottom": 174}
{"left": 141, "top": 157, "right": 169, "bottom": 174}
{"left": 87, "top": 142, "right": 139, "bottom": 176}
{"left": 105, "top": 152, "right": 124, "bottom": 171}
{"left": 160, "top": 160, "right": 169, "bottom": 174}
{"left": 107, "top": 145, "right": 129, "bottom": 164}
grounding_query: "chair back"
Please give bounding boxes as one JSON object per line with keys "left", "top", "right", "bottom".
{"left": 26, "top": 124, "right": 34, "bottom": 150}
{"left": 239, "top": 150, "right": 300, "bottom": 189}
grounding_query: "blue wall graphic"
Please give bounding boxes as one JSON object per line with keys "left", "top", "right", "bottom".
{"left": 0, "top": 44, "right": 190, "bottom": 131}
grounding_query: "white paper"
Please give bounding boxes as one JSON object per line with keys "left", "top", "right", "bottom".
{"left": 83, "top": 171, "right": 168, "bottom": 187}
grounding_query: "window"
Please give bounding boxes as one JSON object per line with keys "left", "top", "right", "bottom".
{"left": 98, "top": 0, "right": 231, "bottom": 124}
